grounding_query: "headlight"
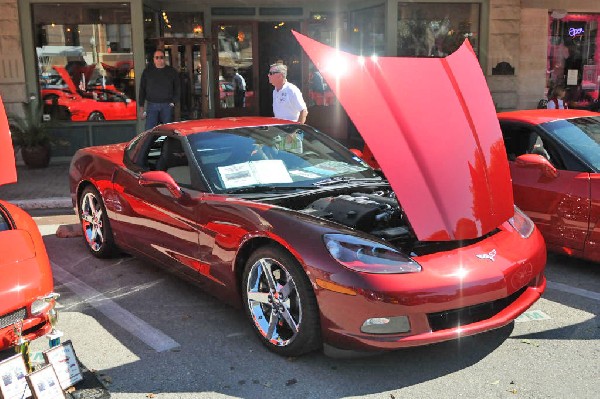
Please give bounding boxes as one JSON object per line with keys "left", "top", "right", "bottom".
{"left": 323, "top": 234, "right": 421, "bottom": 274}
{"left": 508, "top": 205, "right": 535, "bottom": 238}
{"left": 31, "top": 299, "right": 50, "bottom": 315}
{"left": 31, "top": 292, "right": 60, "bottom": 315}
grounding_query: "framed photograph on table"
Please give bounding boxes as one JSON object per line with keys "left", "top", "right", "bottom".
{"left": 26, "top": 366, "right": 65, "bottom": 399}
{"left": 0, "top": 354, "right": 31, "bottom": 399}
{"left": 42, "top": 341, "right": 83, "bottom": 390}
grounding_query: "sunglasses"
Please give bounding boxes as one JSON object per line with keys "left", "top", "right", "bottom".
{"left": 154, "top": 56, "right": 165, "bottom": 59}
{"left": 268, "top": 71, "right": 281, "bottom": 75}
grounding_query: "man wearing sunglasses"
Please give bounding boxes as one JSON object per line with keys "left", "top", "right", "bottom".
{"left": 268, "top": 63, "right": 308, "bottom": 124}
{"left": 139, "top": 49, "right": 180, "bottom": 129}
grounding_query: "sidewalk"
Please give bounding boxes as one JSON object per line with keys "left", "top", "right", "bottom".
{"left": 0, "top": 162, "right": 72, "bottom": 210}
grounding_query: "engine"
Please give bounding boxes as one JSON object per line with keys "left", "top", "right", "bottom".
{"left": 301, "top": 191, "right": 412, "bottom": 243}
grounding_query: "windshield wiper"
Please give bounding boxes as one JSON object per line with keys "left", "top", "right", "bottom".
{"left": 226, "top": 185, "right": 310, "bottom": 194}
{"left": 312, "top": 176, "right": 382, "bottom": 187}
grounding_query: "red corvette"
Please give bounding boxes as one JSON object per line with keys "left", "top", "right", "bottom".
{"left": 69, "top": 33, "right": 546, "bottom": 356}
{"left": 42, "top": 66, "right": 136, "bottom": 121}
{"left": 0, "top": 96, "right": 58, "bottom": 351}
{"left": 498, "top": 109, "right": 600, "bottom": 263}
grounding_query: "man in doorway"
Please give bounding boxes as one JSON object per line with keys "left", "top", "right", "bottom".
{"left": 232, "top": 68, "right": 246, "bottom": 107}
{"left": 139, "top": 49, "right": 180, "bottom": 130}
{"left": 268, "top": 63, "right": 308, "bottom": 123}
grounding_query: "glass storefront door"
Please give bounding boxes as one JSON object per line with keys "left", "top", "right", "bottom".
{"left": 213, "top": 22, "right": 257, "bottom": 117}
{"left": 212, "top": 20, "right": 303, "bottom": 118}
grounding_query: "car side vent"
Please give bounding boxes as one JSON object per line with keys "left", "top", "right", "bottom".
{"left": 0, "top": 307, "right": 27, "bottom": 329}
{"left": 427, "top": 286, "right": 527, "bottom": 332}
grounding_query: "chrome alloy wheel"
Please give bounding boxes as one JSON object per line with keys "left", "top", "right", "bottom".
{"left": 245, "top": 257, "right": 302, "bottom": 347}
{"left": 80, "top": 191, "right": 105, "bottom": 252}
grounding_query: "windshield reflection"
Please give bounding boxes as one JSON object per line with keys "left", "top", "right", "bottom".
{"left": 186, "top": 124, "right": 379, "bottom": 193}
{"left": 543, "top": 116, "right": 600, "bottom": 171}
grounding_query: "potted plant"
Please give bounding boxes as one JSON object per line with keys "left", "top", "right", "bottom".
{"left": 9, "top": 101, "right": 52, "bottom": 168}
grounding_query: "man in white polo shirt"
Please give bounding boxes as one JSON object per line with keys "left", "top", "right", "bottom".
{"left": 268, "top": 63, "right": 308, "bottom": 123}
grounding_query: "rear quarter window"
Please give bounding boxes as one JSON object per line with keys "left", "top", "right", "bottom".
{"left": 0, "top": 209, "right": 11, "bottom": 231}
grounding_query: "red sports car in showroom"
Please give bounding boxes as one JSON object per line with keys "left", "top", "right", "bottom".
{"left": 42, "top": 66, "right": 136, "bottom": 121}
{"left": 0, "top": 96, "right": 58, "bottom": 351}
{"left": 68, "top": 33, "right": 546, "bottom": 356}
{"left": 498, "top": 109, "right": 600, "bottom": 263}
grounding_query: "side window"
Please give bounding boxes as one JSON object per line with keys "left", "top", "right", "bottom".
{"left": 502, "top": 122, "right": 570, "bottom": 170}
{"left": 0, "top": 209, "right": 11, "bottom": 231}
{"left": 537, "top": 137, "right": 573, "bottom": 171}
{"left": 124, "top": 133, "right": 146, "bottom": 165}
{"left": 526, "top": 132, "right": 552, "bottom": 162}
{"left": 501, "top": 124, "right": 549, "bottom": 161}
{"left": 145, "top": 135, "right": 167, "bottom": 171}
{"left": 155, "top": 137, "right": 192, "bottom": 187}
{"left": 500, "top": 124, "right": 524, "bottom": 160}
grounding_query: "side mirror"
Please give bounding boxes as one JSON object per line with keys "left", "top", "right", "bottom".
{"left": 515, "top": 154, "right": 558, "bottom": 179}
{"left": 125, "top": 98, "right": 132, "bottom": 104}
{"left": 139, "top": 170, "right": 182, "bottom": 198}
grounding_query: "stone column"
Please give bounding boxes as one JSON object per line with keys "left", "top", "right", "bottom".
{"left": 486, "top": 0, "right": 520, "bottom": 111}
{"left": 517, "top": 8, "right": 548, "bottom": 110}
{"left": 0, "top": 0, "right": 27, "bottom": 116}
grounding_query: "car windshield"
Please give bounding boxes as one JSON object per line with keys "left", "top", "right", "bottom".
{"left": 541, "top": 116, "right": 600, "bottom": 171}
{"left": 187, "top": 124, "right": 379, "bottom": 193}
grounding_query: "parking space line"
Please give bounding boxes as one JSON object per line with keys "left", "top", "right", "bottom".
{"left": 547, "top": 281, "right": 600, "bottom": 302}
{"left": 51, "top": 261, "right": 180, "bottom": 352}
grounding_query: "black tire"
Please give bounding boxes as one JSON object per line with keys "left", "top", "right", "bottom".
{"left": 242, "top": 245, "right": 321, "bottom": 356}
{"left": 79, "top": 186, "right": 117, "bottom": 258}
{"left": 88, "top": 111, "right": 105, "bottom": 121}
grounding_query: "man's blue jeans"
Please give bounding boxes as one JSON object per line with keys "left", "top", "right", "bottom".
{"left": 145, "top": 102, "right": 173, "bottom": 130}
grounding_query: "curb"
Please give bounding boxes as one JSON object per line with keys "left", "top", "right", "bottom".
{"left": 9, "top": 197, "right": 72, "bottom": 210}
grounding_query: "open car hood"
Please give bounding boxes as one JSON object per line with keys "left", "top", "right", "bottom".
{"left": 54, "top": 65, "right": 80, "bottom": 94}
{"left": 293, "top": 31, "right": 513, "bottom": 241}
{"left": 0, "top": 95, "right": 17, "bottom": 186}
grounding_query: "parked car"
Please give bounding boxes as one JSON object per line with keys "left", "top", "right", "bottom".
{"left": 218, "top": 80, "right": 254, "bottom": 108}
{"left": 498, "top": 109, "right": 600, "bottom": 263}
{"left": 42, "top": 66, "right": 136, "bottom": 121}
{"left": 0, "top": 95, "right": 58, "bottom": 351}
{"left": 68, "top": 36, "right": 546, "bottom": 357}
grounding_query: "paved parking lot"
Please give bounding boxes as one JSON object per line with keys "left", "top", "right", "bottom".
{"left": 27, "top": 215, "right": 600, "bottom": 398}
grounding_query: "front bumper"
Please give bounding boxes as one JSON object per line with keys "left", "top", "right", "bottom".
{"left": 314, "top": 226, "right": 547, "bottom": 351}
{"left": 0, "top": 311, "right": 54, "bottom": 351}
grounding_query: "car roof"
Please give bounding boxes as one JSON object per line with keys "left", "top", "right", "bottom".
{"left": 497, "top": 109, "right": 600, "bottom": 125}
{"left": 155, "top": 117, "right": 298, "bottom": 136}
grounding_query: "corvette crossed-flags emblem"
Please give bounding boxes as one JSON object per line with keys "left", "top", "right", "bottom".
{"left": 476, "top": 249, "right": 497, "bottom": 262}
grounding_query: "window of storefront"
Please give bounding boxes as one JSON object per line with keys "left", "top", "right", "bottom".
{"left": 160, "top": 12, "right": 204, "bottom": 39}
{"left": 397, "top": 2, "right": 480, "bottom": 57}
{"left": 32, "top": 3, "right": 134, "bottom": 122}
{"left": 306, "top": 12, "right": 348, "bottom": 108}
{"left": 215, "top": 24, "right": 254, "bottom": 111}
{"left": 547, "top": 13, "right": 600, "bottom": 108}
{"left": 349, "top": 5, "right": 386, "bottom": 57}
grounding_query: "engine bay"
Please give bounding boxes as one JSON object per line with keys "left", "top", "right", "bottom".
{"left": 269, "top": 187, "right": 496, "bottom": 256}
{"left": 272, "top": 188, "right": 415, "bottom": 249}
{"left": 302, "top": 192, "right": 410, "bottom": 238}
